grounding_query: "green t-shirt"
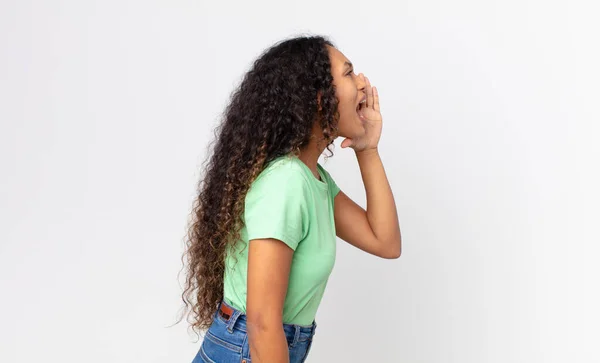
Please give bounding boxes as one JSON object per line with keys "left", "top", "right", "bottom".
{"left": 223, "top": 154, "right": 340, "bottom": 325}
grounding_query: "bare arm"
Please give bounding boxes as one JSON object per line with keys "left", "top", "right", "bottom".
{"left": 334, "top": 148, "right": 401, "bottom": 258}
{"left": 246, "top": 238, "right": 293, "bottom": 363}
{"left": 356, "top": 148, "right": 401, "bottom": 255}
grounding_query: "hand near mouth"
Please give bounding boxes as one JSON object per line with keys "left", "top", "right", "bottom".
{"left": 341, "top": 75, "right": 383, "bottom": 152}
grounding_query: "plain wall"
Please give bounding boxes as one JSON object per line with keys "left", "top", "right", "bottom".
{"left": 1, "top": 0, "right": 598, "bottom": 362}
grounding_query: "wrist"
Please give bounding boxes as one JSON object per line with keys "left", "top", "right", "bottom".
{"left": 355, "top": 147, "right": 379, "bottom": 157}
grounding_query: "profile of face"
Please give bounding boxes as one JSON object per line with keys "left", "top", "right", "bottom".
{"left": 326, "top": 45, "right": 368, "bottom": 141}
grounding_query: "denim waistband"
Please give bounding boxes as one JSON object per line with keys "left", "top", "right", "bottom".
{"left": 217, "top": 299, "right": 317, "bottom": 337}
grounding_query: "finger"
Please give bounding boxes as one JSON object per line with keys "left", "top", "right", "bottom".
{"left": 366, "top": 77, "right": 373, "bottom": 108}
{"left": 373, "top": 86, "right": 380, "bottom": 112}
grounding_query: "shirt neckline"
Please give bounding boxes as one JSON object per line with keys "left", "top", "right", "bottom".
{"left": 290, "top": 155, "right": 329, "bottom": 191}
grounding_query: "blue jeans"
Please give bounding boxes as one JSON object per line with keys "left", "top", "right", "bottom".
{"left": 191, "top": 299, "right": 317, "bottom": 363}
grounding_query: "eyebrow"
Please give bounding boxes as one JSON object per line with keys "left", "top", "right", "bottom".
{"left": 343, "top": 61, "right": 353, "bottom": 70}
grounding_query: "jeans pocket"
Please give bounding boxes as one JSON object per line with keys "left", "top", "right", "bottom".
{"left": 198, "top": 331, "right": 243, "bottom": 363}
{"left": 300, "top": 337, "right": 314, "bottom": 363}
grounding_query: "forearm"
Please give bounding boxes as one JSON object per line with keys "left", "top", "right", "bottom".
{"left": 247, "top": 322, "right": 290, "bottom": 363}
{"left": 355, "top": 148, "right": 402, "bottom": 255}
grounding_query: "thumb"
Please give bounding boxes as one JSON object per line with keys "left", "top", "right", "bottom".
{"left": 341, "top": 138, "right": 353, "bottom": 149}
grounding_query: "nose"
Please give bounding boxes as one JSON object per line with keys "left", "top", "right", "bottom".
{"left": 357, "top": 73, "right": 366, "bottom": 90}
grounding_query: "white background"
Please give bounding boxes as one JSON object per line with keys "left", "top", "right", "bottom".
{"left": 1, "top": 0, "right": 598, "bottom": 362}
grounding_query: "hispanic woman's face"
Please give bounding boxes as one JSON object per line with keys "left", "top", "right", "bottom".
{"left": 326, "top": 45, "right": 367, "bottom": 140}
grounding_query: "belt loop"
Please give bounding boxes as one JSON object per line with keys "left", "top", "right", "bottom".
{"left": 226, "top": 309, "right": 241, "bottom": 333}
{"left": 213, "top": 301, "right": 222, "bottom": 320}
{"left": 293, "top": 325, "right": 300, "bottom": 346}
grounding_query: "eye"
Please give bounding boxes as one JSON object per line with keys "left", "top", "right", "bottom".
{"left": 346, "top": 69, "right": 354, "bottom": 77}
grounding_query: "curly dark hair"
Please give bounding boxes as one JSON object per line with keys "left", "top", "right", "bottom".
{"left": 175, "top": 34, "right": 341, "bottom": 340}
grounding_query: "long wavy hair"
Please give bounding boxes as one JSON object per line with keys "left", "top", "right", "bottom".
{"left": 176, "top": 35, "right": 340, "bottom": 340}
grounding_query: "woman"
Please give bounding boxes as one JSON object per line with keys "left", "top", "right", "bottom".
{"left": 181, "top": 35, "right": 402, "bottom": 363}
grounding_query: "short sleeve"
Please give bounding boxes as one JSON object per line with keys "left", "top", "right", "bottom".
{"left": 244, "top": 168, "right": 310, "bottom": 251}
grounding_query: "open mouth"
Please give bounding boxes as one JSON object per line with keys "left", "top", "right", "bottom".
{"left": 356, "top": 100, "right": 366, "bottom": 117}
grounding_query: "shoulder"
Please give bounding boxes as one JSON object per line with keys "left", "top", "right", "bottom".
{"left": 248, "top": 155, "right": 310, "bottom": 195}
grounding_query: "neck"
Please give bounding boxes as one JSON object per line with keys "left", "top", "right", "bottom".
{"left": 297, "top": 118, "right": 335, "bottom": 179}
{"left": 298, "top": 136, "right": 328, "bottom": 180}
{"left": 297, "top": 146, "right": 322, "bottom": 177}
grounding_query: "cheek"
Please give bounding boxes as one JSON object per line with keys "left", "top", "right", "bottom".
{"left": 338, "top": 95, "right": 356, "bottom": 115}
{"left": 335, "top": 85, "right": 355, "bottom": 110}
